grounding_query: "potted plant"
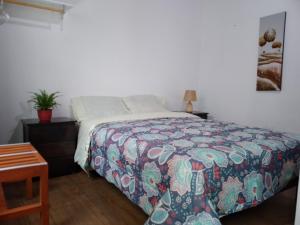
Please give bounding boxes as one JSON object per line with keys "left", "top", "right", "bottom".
{"left": 29, "top": 90, "right": 60, "bottom": 123}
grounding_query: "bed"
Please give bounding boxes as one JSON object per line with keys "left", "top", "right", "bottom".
{"left": 73, "top": 95, "right": 300, "bottom": 225}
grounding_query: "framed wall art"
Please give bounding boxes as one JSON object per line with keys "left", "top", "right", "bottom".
{"left": 256, "top": 12, "right": 286, "bottom": 91}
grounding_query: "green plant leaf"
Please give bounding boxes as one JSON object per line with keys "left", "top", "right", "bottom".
{"left": 28, "top": 89, "right": 60, "bottom": 110}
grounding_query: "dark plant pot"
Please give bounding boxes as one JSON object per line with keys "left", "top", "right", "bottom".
{"left": 37, "top": 109, "right": 52, "bottom": 123}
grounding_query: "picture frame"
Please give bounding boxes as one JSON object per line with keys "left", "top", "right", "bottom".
{"left": 256, "top": 12, "right": 286, "bottom": 91}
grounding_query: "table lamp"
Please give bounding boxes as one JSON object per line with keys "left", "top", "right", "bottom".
{"left": 184, "top": 90, "right": 197, "bottom": 113}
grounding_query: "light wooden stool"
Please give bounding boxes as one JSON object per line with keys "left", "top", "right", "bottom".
{"left": 0, "top": 143, "right": 49, "bottom": 225}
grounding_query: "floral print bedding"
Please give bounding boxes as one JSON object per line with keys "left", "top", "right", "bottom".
{"left": 88, "top": 117, "right": 300, "bottom": 225}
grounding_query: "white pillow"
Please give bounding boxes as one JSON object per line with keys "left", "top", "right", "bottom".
{"left": 71, "top": 96, "right": 129, "bottom": 121}
{"left": 123, "top": 95, "right": 169, "bottom": 113}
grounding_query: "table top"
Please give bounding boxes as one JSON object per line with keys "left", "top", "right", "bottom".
{"left": 0, "top": 143, "right": 47, "bottom": 172}
{"left": 22, "top": 117, "right": 76, "bottom": 125}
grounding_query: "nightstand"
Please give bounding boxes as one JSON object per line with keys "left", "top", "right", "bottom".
{"left": 187, "top": 111, "right": 209, "bottom": 119}
{"left": 180, "top": 111, "right": 209, "bottom": 120}
{"left": 22, "top": 117, "right": 79, "bottom": 178}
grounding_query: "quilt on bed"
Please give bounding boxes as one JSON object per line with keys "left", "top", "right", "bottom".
{"left": 88, "top": 117, "right": 300, "bottom": 225}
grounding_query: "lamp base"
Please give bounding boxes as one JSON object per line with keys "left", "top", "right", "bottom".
{"left": 186, "top": 101, "right": 193, "bottom": 113}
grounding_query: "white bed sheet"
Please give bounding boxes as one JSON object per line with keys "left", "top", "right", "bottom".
{"left": 74, "top": 112, "right": 197, "bottom": 170}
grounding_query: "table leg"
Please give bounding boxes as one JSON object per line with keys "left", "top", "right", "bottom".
{"left": 39, "top": 167, "right": 49, "bottom": 225}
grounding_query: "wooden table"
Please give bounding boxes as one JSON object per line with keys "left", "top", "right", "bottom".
{"left": 0, "top": 143, "right": 49, "bottom": 225}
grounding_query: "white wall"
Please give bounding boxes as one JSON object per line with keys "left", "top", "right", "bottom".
{"left": 1, "top": 0, "right": 300, "bottom": 144}
{"left": 0, "top": 0, "right": 202, "bottom": 144}
{"left": 198, "top": 0, "right": 300, "bottom": 134}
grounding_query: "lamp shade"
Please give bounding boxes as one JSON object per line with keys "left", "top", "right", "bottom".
{"left": 184, "top": 90, "right": 197, "bottom": 102}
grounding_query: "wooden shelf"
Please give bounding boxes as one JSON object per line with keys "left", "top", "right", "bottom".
{"left": 2, "top": 0, "right": 79, "bottom": 28}
{"left": 4, "top": 0, "right": 78, "bottom": 14}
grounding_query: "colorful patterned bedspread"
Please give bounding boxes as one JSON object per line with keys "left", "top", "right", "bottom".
{"left": 89, "top": 117, "right": 300, "bottom": 225}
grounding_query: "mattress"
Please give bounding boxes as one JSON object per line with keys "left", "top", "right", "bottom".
{"left": 76, "top": 113, "right": 300, "bottom": 225}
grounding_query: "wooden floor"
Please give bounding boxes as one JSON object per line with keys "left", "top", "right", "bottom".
{"left": 1, "top": 172, "right": 297, "bottom": 225}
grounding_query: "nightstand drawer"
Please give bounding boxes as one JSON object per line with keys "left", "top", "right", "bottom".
{"left": 27, "top": 124, "right": 77, "bottom": 143}
{"left": 33, "top": 142, "right": 77, "bottom": 158}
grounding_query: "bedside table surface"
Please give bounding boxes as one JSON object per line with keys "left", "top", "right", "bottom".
{"left": 22, "top": 117, "right": 76, "bottom": 125}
